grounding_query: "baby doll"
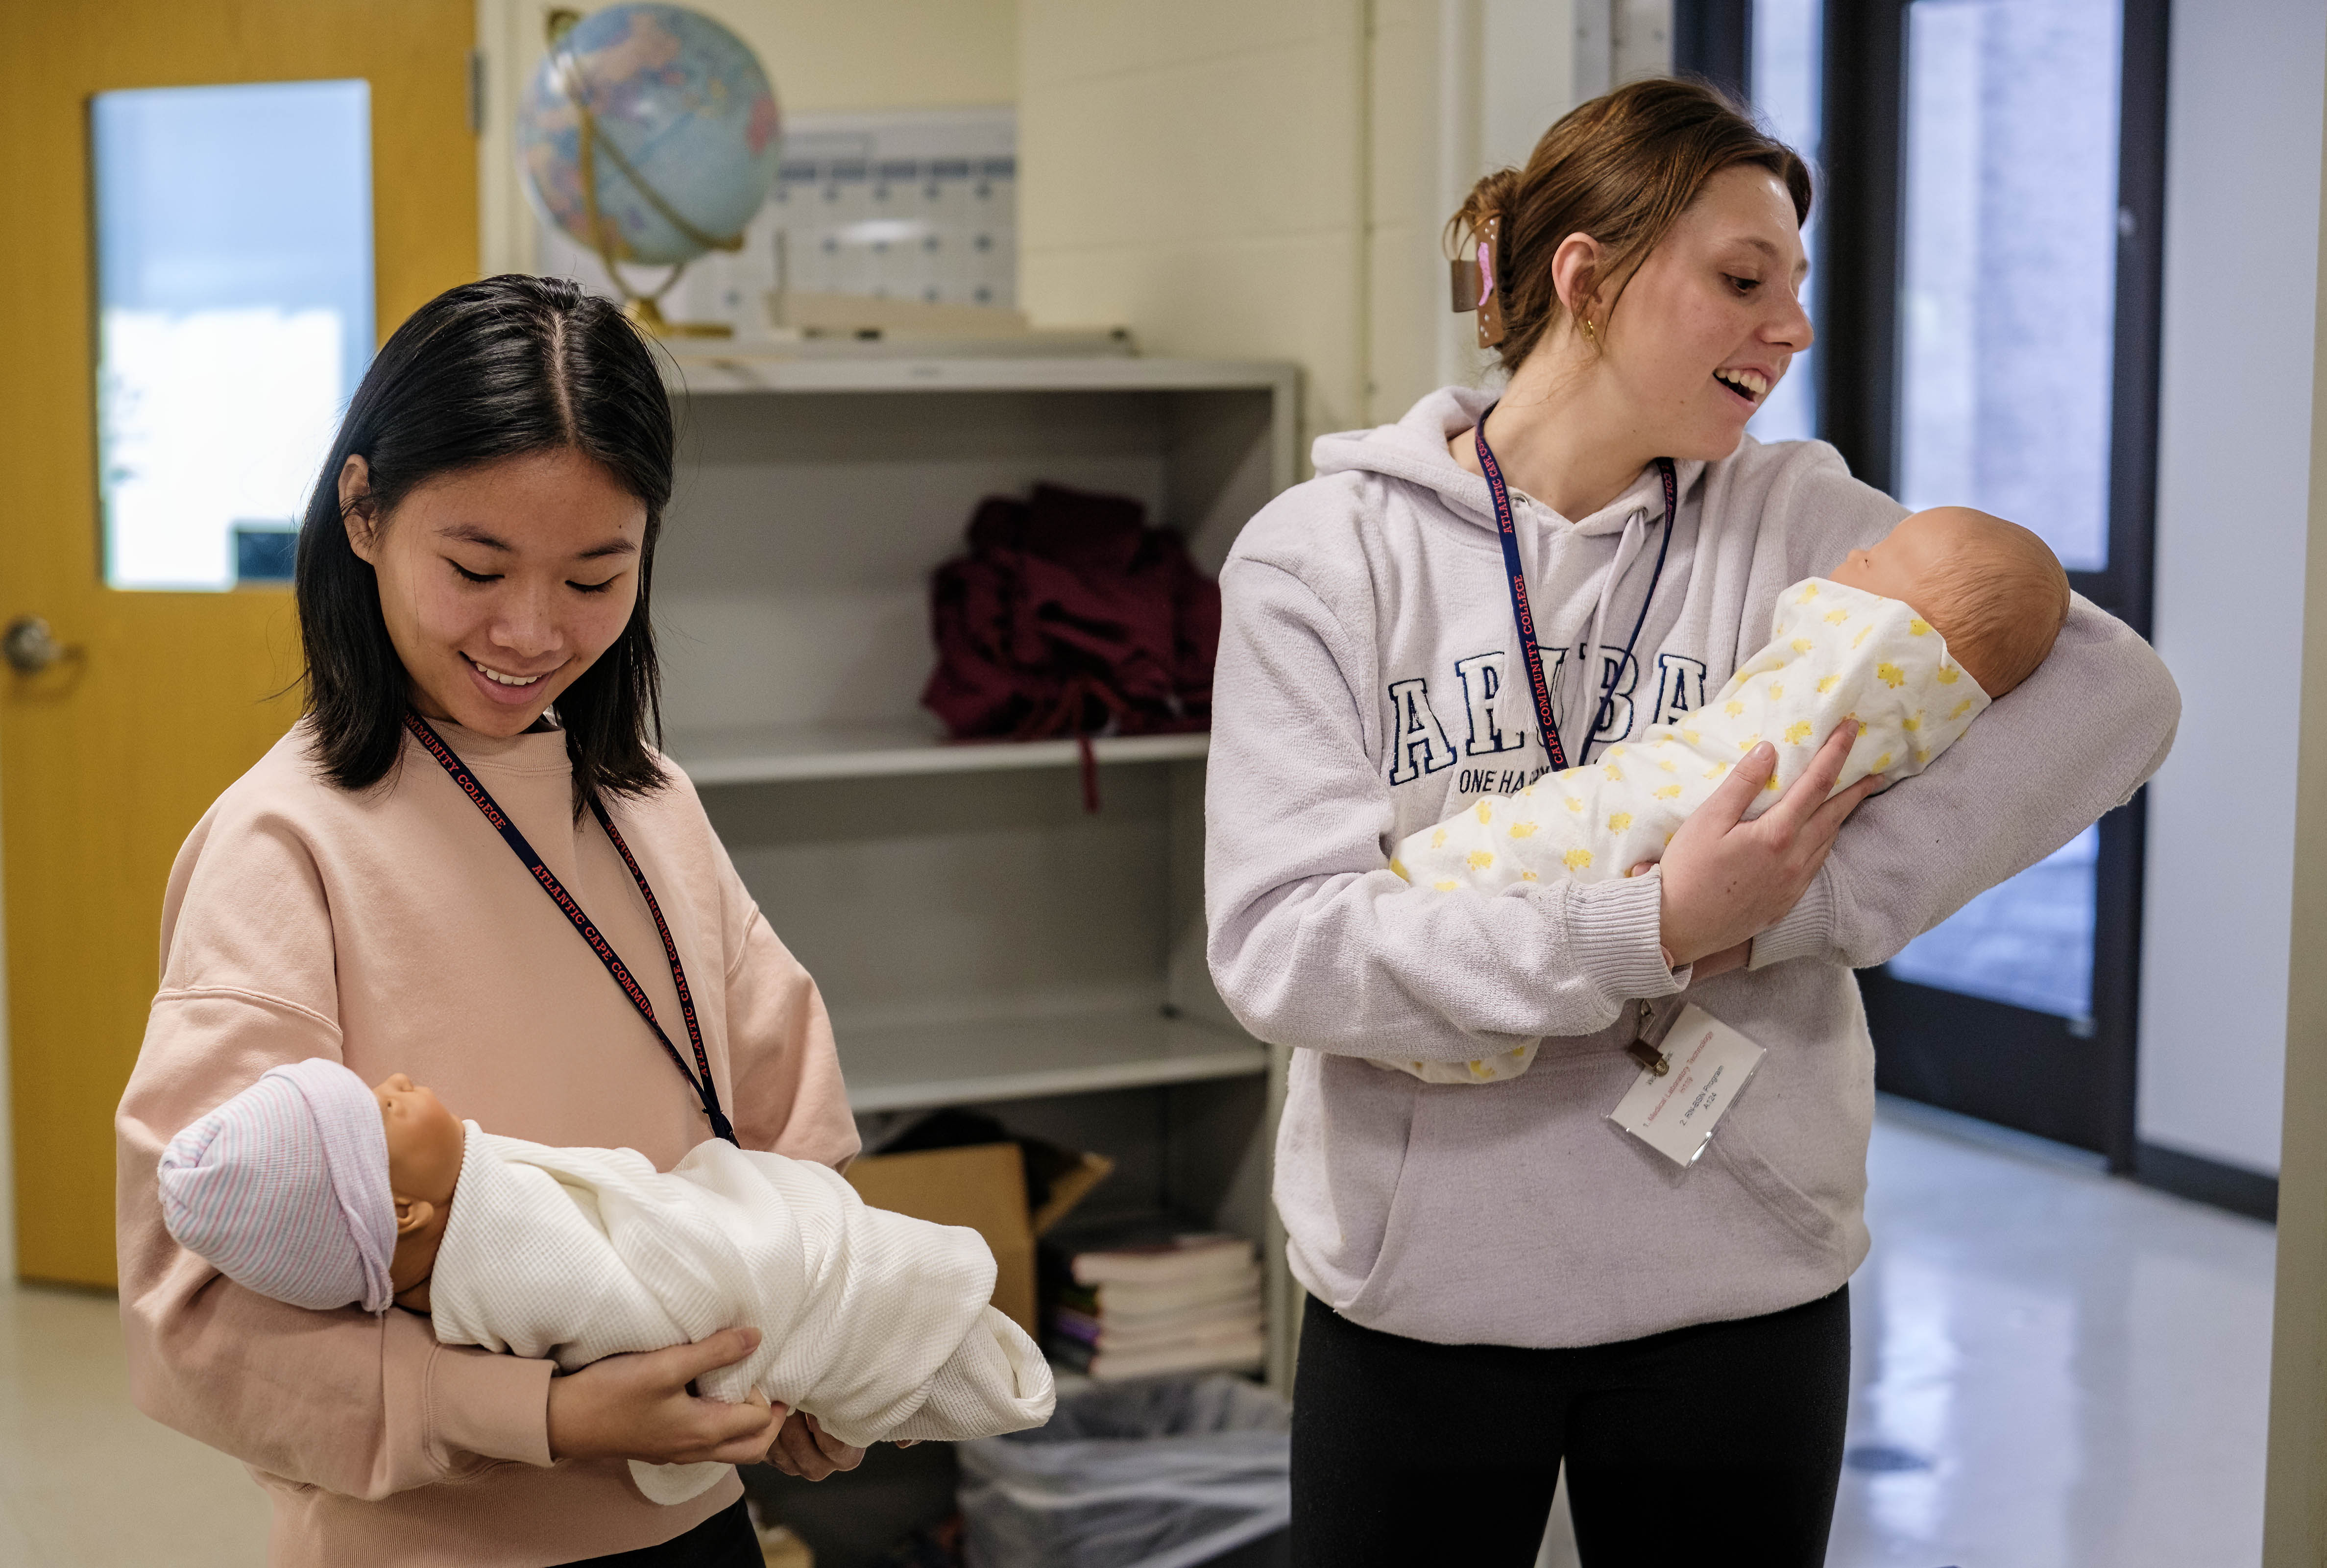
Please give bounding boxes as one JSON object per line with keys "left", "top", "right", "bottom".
{"left": 1388, "top": 505, "right": 2071, "bottom": 1084}
{"left": 157, "top": 1059, "right": 1054, "bottom": 1506}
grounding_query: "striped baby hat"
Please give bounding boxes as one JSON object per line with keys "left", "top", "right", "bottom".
{"left": 156, "top": 1057, "right": 397, "bottom": 1313}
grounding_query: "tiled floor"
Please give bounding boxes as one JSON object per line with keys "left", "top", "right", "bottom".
{"left": 1827, "top": 1099, "right": 2275, "bottom": 1568}
{"left": 1538, "top": 1096, "right": 2275, "bottom": 1568}
{"left": 0, "top": 1281, "right": 267, "bottom": 1564}
{"left": 0, "top": 1096, "right": 2278, "bottom": 1567}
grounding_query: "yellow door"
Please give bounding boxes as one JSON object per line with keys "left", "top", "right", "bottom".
{"left": 0, "top": 1, "right": 478, "bottom": 1285}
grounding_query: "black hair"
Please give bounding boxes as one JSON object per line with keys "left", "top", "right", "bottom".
{"left": 295, "top": 273, "right": 674, "bottom": 813}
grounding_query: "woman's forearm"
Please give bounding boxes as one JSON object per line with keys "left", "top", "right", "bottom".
{"left": 1209, "top": 861, "right": 1683, "bottom": 1058}
{"left": 1206, "top": 561, "right": 1684, "bottom": 1058}
{"left": 1751, "top": 596, "right": 2180, "bottom": 971}
{"left": 117, "top": 994, "right": 554, "bottom": 1497}
{"left": 119, "top": 1199, "right": 553, "bottom": 1496}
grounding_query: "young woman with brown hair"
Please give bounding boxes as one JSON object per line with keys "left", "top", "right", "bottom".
{"left": 1204, "top": 79, "right": 2178, "bottom": 1565}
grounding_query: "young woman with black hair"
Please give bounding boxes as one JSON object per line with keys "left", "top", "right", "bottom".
{"left": 116, "top": 275, "right": 861, "bottom": 1566}
{"left": 1205, "top": 79, "right": 2179, "bottom": 1565}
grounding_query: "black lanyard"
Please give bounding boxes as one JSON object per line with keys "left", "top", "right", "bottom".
{"left": 1475, "top": 418, "right": 1677, "bottom": 770}
{"left": 404, "top": 711, "right": 739, "bottom": 1146}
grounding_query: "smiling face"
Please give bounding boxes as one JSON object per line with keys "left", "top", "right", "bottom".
{"left": 340, "top": 447, "right": 648, "bottom": 738}
{"left": 1592, "top": 163, "right": 1812, "bottom": 459}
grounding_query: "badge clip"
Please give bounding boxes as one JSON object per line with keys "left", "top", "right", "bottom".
{"left": 1624, "top": 997, "right": 1682, "bottom": 1077}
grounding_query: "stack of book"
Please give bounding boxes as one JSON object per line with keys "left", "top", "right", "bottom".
{"left": 1044, "top": 1229, "right": 1265, "bottom": 1381}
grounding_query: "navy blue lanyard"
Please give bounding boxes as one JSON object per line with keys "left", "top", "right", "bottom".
{"left": 404, "top": 710, "right": 739, "bottom": 1147}
{"left": 1474, "top": 419, "right": 1677, "bottom": 770}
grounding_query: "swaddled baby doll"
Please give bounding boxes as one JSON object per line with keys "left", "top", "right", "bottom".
{"left": 156, "top": 1060, "right": 1055, "bottom": 1506}
{"left": 1388, "top": 505, "right": 2071, "bottom": 1084}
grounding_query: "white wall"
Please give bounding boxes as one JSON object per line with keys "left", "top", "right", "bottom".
{"left": 2136, "top": 0, "right": 2327, "bottom": 1176}
{"left": 1017, "top": 0, "right": 1372, "bottom": 454}
{"left": 1365, "top": 0, "right": 1586, "bottom": 425}
{"left": 1019, "top": 0, "right": 1654, "bottom": 458}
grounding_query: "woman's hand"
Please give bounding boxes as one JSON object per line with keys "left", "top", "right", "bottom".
{"left": 1654, "top": 723, "right": 1880, "bottom": 967}
{"left": 546, "top": 1327, "right": 787, "bottom": 1466}
{"left": 766, "top": 1410, "right": 866, "bottom": 1481}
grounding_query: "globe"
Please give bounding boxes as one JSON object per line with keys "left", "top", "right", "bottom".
{"left": 517, "top": 3, "right": 781, "bottom": 282}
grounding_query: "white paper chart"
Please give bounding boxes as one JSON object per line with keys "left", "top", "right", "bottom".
{"left": 535, "top": 106, "right": 1017, "bottom": 335}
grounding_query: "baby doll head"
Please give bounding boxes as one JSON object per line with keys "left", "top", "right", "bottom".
{"left": 373, "top": 1073, "right": 465, "bottom": 1302}
{"left": 157, "top": 1059, "right": 464, "bottom": 1313}
{"left": 1828, "top": 506, "right": 2070, "bottom": 696}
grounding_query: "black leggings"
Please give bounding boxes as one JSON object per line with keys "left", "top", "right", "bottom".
{"left": 559, "top": 1496, "right": 763, "bottom": 1567}
{"left": 1290, "top": 1288, "right": 1850, "bottom": 1568}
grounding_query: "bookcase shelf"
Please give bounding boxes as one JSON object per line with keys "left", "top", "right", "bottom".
{"left": 663, "top": 350, "right": 1292, "bottom": 399}
{"left": 668, "top": 721, "right": 1210, "bottom": 788}
{"left": 659, "top": 354, "right": 1299, "bottom": 1390}
{"left": 840, "top": 1006, "right": 1264, "bottom": 1114}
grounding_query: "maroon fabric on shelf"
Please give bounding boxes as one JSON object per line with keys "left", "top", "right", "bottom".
{"left": 922, "top": 483, "right": 1220, "bottom": 742}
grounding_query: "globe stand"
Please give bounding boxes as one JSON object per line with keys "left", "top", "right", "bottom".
{"left": 623, "top": 297, "right": 731, "bottom": 338}
{"left": 604, "top": 272, "right": 733, "bottom": 339}
{"left": 548, "top": 8, "right": 751, "bottom": 340}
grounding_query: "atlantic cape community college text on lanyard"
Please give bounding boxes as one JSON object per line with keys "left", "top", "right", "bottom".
{"left": 1474, "top": 421, "right": 1765, "bottom": 1169}
{"left": 405, "top": 710, "right": 740, "bottom": 1147}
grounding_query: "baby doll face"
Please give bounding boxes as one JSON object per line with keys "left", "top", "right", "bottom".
{"left": 1826, "top": 507, "right": 1979, "bottom": 612}
{"left": 373, "top": 1073, "right": 463, "bottom": 1208}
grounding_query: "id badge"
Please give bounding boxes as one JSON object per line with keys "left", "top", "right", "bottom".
{"left": 1607, "top": 1003, "right": 1767, "bottom": 1167}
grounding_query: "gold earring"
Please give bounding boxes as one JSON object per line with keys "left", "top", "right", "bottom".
{"left": 1579, "top": 315, "right": 1598, "bottom": 342}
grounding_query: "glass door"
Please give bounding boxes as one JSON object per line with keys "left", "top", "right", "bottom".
{"left": 1805, "top": 0, "right": 2166, "bottom": 1163}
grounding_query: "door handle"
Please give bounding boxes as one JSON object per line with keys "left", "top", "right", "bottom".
{"left": 3, "top": 617, "right": 73, "bottom": 675}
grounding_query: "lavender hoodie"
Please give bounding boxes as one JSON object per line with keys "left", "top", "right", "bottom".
{"left": 1205, "top": 386, "right": 2178, "bottom": 1349}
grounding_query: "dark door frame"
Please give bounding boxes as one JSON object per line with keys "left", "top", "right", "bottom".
{"left": 1807, "top": 0, "right": 2171, "bottom": 1181}
{"left": 1673, "top": 0, "right": 1754, "bottom": 98}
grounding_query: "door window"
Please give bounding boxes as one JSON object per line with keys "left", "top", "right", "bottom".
{"left": 92, "top": 80, "right": 373, "bottom": 590}
{"left": 1885, "top": 0, "right": 2124, "bottom": 1024}
{"left": 1896, "top": 0, "right": 2121, "bottom": 572}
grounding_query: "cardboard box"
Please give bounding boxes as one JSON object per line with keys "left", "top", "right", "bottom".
{"left": 845, "top": 1143, "right": 1037, "bottom": 1333}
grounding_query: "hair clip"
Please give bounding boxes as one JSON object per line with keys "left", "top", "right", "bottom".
{"left": 1449, "top": 217, "right": 1508, "bottom": 349}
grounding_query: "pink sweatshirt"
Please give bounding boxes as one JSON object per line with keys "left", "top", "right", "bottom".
{"left": 115, "top": 719, "right": 860, "bottom": 1566}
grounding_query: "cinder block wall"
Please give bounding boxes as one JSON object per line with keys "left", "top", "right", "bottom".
{"left": 1018, "top": 0, "right": 1595, "bottom": 464}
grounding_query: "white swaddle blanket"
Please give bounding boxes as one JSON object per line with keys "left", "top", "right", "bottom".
{"left": 428, "top": 1126, "right": 1055, "bottom": 1505}
{"left": 1388, "top": 578, "right": 1993, "bottom": 1084}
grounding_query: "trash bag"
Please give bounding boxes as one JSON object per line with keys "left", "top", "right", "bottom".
{"left": 957, "top": 1376, "right": 1290, "bottom": 1568}
{"left": 922, "top": 484, "right": 1220, "bottom": 743}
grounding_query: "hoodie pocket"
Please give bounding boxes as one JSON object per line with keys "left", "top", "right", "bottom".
{"left": 1708, "top": 1118, "right": 1846, "bottom": 1256}
{"left": 1335, "top": 1075, "right": 1437, "bottom": 1318}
